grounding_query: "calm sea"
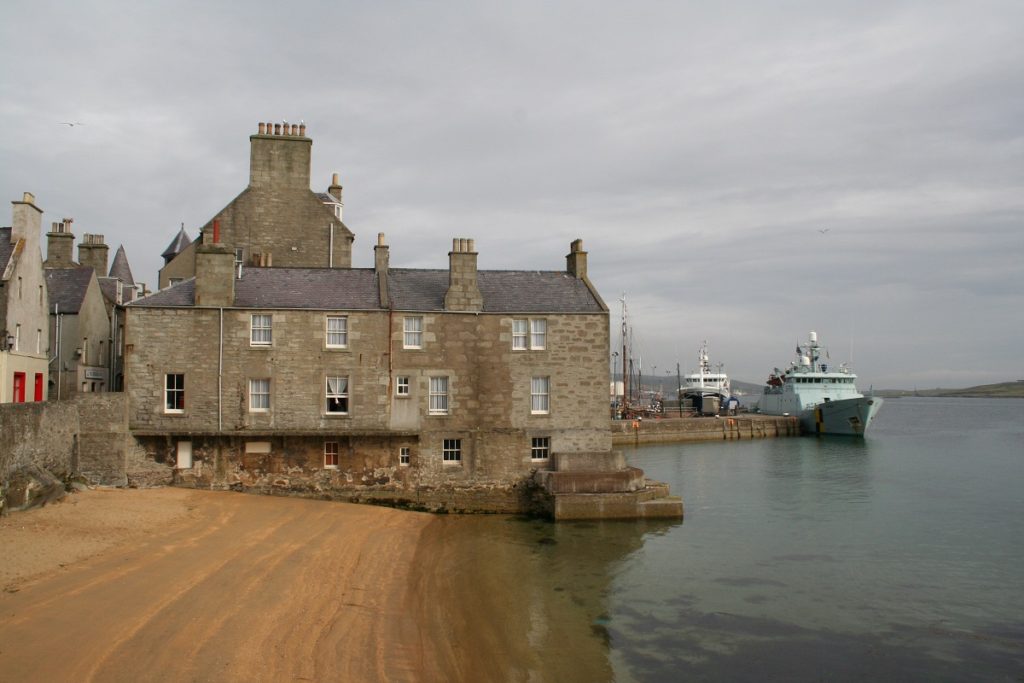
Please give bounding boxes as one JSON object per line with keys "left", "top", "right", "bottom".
{"left": 442, "top": 397, "right": 1024, "bottom": 681}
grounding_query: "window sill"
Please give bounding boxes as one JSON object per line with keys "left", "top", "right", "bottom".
{"left": 324, "top": 465, "right": 339, "bottom": 470}
{"left": 323, "top": 412, "right": 350, "bottom": 418}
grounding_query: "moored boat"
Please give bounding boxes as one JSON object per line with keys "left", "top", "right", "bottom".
{"left": 756, "top": 331, "right": 883, "bottom": 436}
{"left": 680, "top": 341, "right": 731, "bottom": 414}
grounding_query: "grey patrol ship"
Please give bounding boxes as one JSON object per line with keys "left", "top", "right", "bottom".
{"left": 757, "top": 331, "right": 883, "bottom": 436}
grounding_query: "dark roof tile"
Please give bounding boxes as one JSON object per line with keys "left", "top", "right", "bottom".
{"left": 45, "top": 267, "right": 94, "bottom": 313}
{"left": 130, "top": 267, "right": 604, "bottom": 314}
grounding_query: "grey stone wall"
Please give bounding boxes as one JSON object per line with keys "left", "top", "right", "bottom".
{"left": 124, "top": 303, "right": 611, "bottom": 502}
{"left": 0, "top": 394, "right": 132, "bottom": 512}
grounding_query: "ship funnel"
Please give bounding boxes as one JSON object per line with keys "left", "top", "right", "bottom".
{"left": 809, "top": 330, "right": 818, "bottom": 343}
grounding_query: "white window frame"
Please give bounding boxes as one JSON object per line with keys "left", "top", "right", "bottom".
{"left": 531, "top": 437, "right": 551, "bottom": 461}
{"left": 396, "top": 376, "right": 410, "bottom": 397}
{"left": 530, "top": 319, "right": 546, "bottom": 350}
{"left": 512, "top": 318, "right": 547, "bottom": 350}
{"left": 403, "top": 316, "right": 423, "bottom": 349}
{"left": 326, "top": 376, "right": 349, "bottom": 415}
{"left": 531, "top": 376, "right": 550, "bottom": 414}
{"left": 442, "top": 439, "right": 461, "bottom": 464}
{"left": 512, "top": 319, "right": 528, "bottom": 350}
{"left": 324, "top": 441, "right": 339, "bottom": 469}
{"left": 326, "top": 315, "right": 348, "bottom": 348}
{"left": 249, "top": 378, "right": 270, "bottom": 412}
{"left": 399, "top": 446, "right": 411, "bottom": 466}
{"left": 164, "top": 373, "right": 185, "bottom": 413}
{"left": 250, "top": 314, "right": 272, "bottom": 346}
{"left": 429, "top": 376, "right": 449, "bottom": 415}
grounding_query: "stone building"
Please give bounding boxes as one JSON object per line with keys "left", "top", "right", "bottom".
{"left": 128, "top": 123, "right": 681, "bottom": 519}
{"left": 1, "top": 193, "right": 49, "bottom": 403}
{"left": 158, "top": 121, "right": 353, "bottom": 289}
{"left": 44, "top": 220, "right": 139, "bottom": 397}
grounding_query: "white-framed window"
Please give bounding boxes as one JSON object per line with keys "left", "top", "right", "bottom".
{"left": 234, "top": 247, "right": 244, "bottom": 267}
{"left": 249, "top": 378, "right": 270, "bottom": 412}
{"left": 512, "top": 318, "right": 547, "bottom": 350}
{"left": 443, "top": 439, "right": 461, "bottom": 463}
{"left": 326, "top": 376, "right": 349, "bottom": 414}
{"left": 326, "top": 316, "right": 348, "bottom": 348}
{"left": 396, "top": 376, "right": 410, "bottom": 397}
{"left": 324, "top": 441, "right": 339, "bottom": 468}
{"left": 164, "top": 373, "right": 185, "bottom": 413}
{"left": 429, "top": 376, "right": 449, "bottom": 415}
{"left": 168, "top": 277, "right": 184, "bottom": 286}
{"left": 530, "top": 319, "right": 547, "bottom": 350}
{"left": 14, "top": 324, "right": 21, "bottom": 351}
{"left": 250, "top": 314, "right": 272, "bottom": 346}
{"left": 404, "top": 316, "right": 423, "bottom": 349}
{"left": 531, "top": 376, "right": 550, "bottom": 414}
{"left": 36, "top": 329, "right": 41, "bottom": 354}
{"left": 512, "top": 319, "right": 528, "bottom": 350}
{"left": 400, "top": 447, "right": 411, "bottom": 466}
{"left": 531, "top": 437, "right": 550, "bottom": 461}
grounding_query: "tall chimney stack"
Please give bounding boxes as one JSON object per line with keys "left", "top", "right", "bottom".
{"left": 78, "top": 233, "right": 109, "bottom": 275}
{"left": 374, "top": 232, "right": 390, "bottom": 308}
{"left": 566, "top": 238, "right": 588, "bottom": 279}
{"left": 249, "top": 120, "right": 312, "bottom": 189}
{"left": 444, "top": 237, "right": 483, "bottom": 312}
{"left": 44, "top": 217, "right": 76, "bottom": 268}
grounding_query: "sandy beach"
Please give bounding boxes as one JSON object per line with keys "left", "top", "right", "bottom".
{"left": 0, "top": 488, "right": 611, "bottom": 682}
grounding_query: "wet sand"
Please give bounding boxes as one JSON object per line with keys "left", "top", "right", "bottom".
{"left": 0, "top": 488, "right": 610, "bottom": 682}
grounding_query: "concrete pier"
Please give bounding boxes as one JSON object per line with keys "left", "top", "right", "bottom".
{"left": 611, "top": 414, "right": 799, "bottom": 446}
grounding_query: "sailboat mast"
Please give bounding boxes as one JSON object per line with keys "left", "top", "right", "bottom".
{"left": 621, "top": 296, "right": 629, "bottom": 412}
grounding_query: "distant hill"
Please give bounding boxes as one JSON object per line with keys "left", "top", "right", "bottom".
{"left": 875, "top": 382, "right": 1024, "bottom": 399}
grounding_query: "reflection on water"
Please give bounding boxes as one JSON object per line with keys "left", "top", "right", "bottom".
{"left": 439, "top": 399, "right": 1024, "bottom": 681}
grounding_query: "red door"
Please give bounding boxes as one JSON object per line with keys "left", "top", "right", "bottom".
{"left": 34, "top": 373, "right": 44, "bottom": 401}
{"left": 13, "top": 372, "right": 26, "bottom": 403}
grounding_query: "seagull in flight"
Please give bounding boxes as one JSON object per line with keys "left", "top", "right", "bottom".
{"left": 59, "top": 121, "right": 84, "bottom": 127}
{"left": 818, "top": 228, "right": 830, "bottom": 234}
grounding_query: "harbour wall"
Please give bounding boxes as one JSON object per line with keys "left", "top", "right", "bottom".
{"left": 611, "top": 414, "right": 799, "bottom": 446}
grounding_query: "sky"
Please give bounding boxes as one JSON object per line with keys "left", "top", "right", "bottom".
{"left": 2, "top": 0, "right": 1022, "bottom": 389}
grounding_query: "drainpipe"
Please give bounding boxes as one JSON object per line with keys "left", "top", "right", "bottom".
{"left": 218, "top": 307, "right": 224, "bottom": 432}
{"left": 329, "top": 224, "right": 334, "bottom": 268}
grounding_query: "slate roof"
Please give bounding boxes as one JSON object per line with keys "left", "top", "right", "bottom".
{"left": 98, "top": 277, "right": 120, "bottom": 305}
{"left": 45, "top": 267, "right": 94, "bottom": 314}
{"left": 130, "top": 267, "right": 605, "bottom": 313}
{"left": 108, "top": 245, "right": 135, "bottom": 285}
{"left": 161, "top": 227, "right": 192, "bottom": 260}
{"left": 0, "top": 227, "right": 13, "bottom": 273}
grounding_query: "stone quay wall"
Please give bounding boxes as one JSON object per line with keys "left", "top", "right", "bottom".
{"left": 611, "top": 414, "right": 799, "bottom": 446}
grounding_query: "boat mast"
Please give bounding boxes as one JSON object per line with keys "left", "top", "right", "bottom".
{"left": 620, "top": 295, "right": 629, "bottom": 414}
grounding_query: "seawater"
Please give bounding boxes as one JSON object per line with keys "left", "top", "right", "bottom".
{"left": 442, "top": 397, "right": 1024, "bottom": 681}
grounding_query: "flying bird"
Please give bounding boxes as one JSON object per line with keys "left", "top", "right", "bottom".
{"left": 818, "top": 228, "right": 830, "bottom": 234}
{"left": 59, "top": 121, "right": 83, "bottom": 127}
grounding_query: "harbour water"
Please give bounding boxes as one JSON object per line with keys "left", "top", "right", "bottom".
{"left": 435, "top": 397, "right": 1024, "bottom": 681}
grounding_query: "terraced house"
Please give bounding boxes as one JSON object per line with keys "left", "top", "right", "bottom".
{"left": 126, "top": 123, "right": 681, "bottom": 518}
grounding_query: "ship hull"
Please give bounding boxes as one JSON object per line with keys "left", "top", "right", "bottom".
{"left": 798, "top": 396, "right": 884, "bottom": 436}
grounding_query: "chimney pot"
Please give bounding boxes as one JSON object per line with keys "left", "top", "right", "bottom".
{"left": 22, "top": 192, "right": 34, "bottom": 205}
{"left": 299, "top": 123, "right": 306, "bottom": 136}
{"left": 274, "top": 123, "right": 281, "bottom": 135}
{"left": 332, "top": 172, "right": 339, "bottom": 186}
{"left": 258, "top": 122, "right": 266, "bottom": 134}
{"left": 377, "top": 232, "right": 386, "bottom": 246}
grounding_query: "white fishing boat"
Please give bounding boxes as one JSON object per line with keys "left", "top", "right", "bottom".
{"left": 680, "top": 341, "right": 731, "bottom": 414}
{"left": 757, "top": 331, "right": 883, "bottom": 436}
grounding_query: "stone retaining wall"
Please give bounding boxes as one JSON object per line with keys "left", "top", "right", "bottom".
{"left": 611, "top": 414, "right": 799, "bottom": 445}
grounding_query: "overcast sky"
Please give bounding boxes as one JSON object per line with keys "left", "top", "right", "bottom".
{"left": 2, "top": 0, "right": 1022, "bottom": 389}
